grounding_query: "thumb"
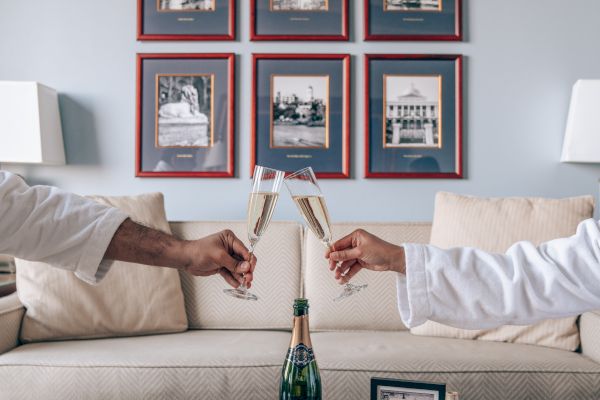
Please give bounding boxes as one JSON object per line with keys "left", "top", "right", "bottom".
{"left": 330, "top": 247, "right": 362, "bottom": 262}
{"left": 219, "top": 253, "right": 251, "bottom": 275}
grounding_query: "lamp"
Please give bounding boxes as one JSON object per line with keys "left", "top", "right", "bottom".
{"left": 560, "top": 80, "right": 600, "bottom": 163}
{"left": 0, "top": 81, "right": 65, "bottom": 167}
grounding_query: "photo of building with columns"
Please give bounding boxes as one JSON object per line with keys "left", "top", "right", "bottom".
{"left": 384, "top": 76, "right": 441, "bottom": 148}
{"left": 272, "top": 0, "right": 328, "bottom": 11}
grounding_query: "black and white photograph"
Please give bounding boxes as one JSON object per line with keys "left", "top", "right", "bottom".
{"left": 379, "top": 388, "right": 437, "bottom": 400}
{"left": 271, "top": 0, "right": 328, "bottom": 11}
{"left": 157, "top": 0, "right": 215, "bottom": 11}
{"left": 156, "top": 74, "right": 213, "bottom": 148}
{"left": 371, "top": 378, "right": 445, "bottom": 400}
{"left": 384, "top": 0, "right": 441, "bottom": 11}
{"left": 271, "top": 75, "right": 329, "bottom": 148}
{"left": 384, "top": 75, "right": 441, "bottom": 148}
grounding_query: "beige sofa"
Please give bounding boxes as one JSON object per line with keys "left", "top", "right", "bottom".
{"left": 1, "top": 221, "right": 600, "bottom": 400}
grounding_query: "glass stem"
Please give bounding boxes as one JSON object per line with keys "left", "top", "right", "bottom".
{"left": 239, "top": 247, "right": 254, "bottom": 291}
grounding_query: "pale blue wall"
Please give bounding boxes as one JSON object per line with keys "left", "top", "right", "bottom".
{"left": 1, "top": 0, "right": 600, "bottom": 222}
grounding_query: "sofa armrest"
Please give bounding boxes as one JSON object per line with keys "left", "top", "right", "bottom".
{"left": 580, "top": 311, "right": 600, "bottom": 364}
{"left": 0, "top": 293, "right": 24, "bottom": 355}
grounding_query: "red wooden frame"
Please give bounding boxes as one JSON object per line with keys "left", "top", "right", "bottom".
{"left": 137, "top": 0, "right": 235, "bottom": 41}
{"left": 136, "top": 53, "right": 235, "bottom": 178}
{"left": 364, "top": 54, "right": 463, "bottom": 179}
{"left": 250, "top": 0, "right": 349, "bottom": 41}
{"left": 251, "top": 54, "right": 351, "bottom": 179}
{"left": 364, "top": 0, "right": 462, "bottom": 41}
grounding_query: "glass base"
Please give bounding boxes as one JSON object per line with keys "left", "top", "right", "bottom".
{"left": 333, "top": 283, "right": 368, "bottom": 302}
{"left": 223, "top": 287, "right": 259, "bottom": 301}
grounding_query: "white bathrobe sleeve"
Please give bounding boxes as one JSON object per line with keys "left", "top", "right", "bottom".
{"left": 396, "top": 218, "right": 600, "bottom": 329}
{"left": 0, "top": 171, "right": 128, "bottom": 285}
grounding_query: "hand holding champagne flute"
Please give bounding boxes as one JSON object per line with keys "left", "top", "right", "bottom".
{"left": 223, "top": 165, "right": 284, "bottom": 301}
{"left": 284, "top": 167, "right": 368, "bottom": 301}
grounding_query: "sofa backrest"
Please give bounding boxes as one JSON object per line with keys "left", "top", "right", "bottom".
{"left": 169, "top": 221, "right": 431, "bottom": 332}
{"left": 170, "top": 221, "right": 303, "bottom": 330}
{"left": 304, "top": 222, "right": 432, "bottom": 332}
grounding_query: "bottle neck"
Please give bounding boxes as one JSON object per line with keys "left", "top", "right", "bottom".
{"left": 290, "top": 314, "right": 312, "bottom": 348}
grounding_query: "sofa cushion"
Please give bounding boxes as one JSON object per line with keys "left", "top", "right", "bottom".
{"left": 170, "top": 221, "right": 302, "bottom": 330}
{"left": 16, "top": 193, "right": 188, "bottom": 342}
{"left": 0, "top": 331, "right": 598, "bottom": 400}
{"left": 304, "top": 222, "right": 431, "bottom": 331}
{"left": 411, "top": 192, "right": 594, "bottom": 351}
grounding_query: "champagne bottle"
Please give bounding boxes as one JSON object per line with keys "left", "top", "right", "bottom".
{"left": 279, "top": 298, "right": 322, "bottom": 400}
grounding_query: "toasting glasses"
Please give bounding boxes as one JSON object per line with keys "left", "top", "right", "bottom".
{"left": 223, "top": 165, "right": 285, "bottom": 301}
{"left": 284, "top": 167, "right": 368, "bottom": 302}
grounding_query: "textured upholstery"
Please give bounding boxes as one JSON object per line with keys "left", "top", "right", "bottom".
{"left": 170, "top": 221, "right": 302, "bottom": 330}
{"left": 0, "top": 293, "right": 24, "bottom": 355}
{"left": 16, "top": 193, "right": 188, "bottom": 342}
{"left": 581, "top": 311, "right": 600, "bottom": 364}
{"left": 412, "top": 192, "right": 594, "bottom": 351}
{"left": 304, "top": 222, "right": 431, "bottom": 331}
{"left": 1, "top": 331, "right": 599, "bottom": 400}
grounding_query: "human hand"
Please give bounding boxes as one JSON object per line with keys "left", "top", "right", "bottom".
{"left": 326, "top": 229, "right": 405, "bottom": 284}
{"left": 181, "top": 230, "right": 257, "bottom": 288}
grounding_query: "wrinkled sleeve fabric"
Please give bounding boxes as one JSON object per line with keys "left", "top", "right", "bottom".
{"left": 396, "top": 218, "right": 600, "bottom": 329}
{"left": 0, "top": 171, "right": 128, "bottom": 284}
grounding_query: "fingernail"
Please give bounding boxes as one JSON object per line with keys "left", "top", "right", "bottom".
{"left": 240, "top": 261, "right": 249, "bottom": 271}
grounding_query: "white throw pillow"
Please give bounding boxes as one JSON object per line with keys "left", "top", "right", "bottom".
{"left": 410, "top": 192, "right": 594, "bottom": 351}
{"left": 16, "top": 192, "right": 188, "bottom": 342}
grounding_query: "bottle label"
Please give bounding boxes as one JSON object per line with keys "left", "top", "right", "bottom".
{"left": 286, "top": 343, "right": 315, "bottom": 369}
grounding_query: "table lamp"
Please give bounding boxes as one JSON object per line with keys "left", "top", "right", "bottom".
{"left": 0, "top": 81, "right": 66, "bottom": 168}
{"left": 560, "top": 80, "right": 600, "bottom": 163}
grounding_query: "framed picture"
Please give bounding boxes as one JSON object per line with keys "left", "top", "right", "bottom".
{"left": 365, "top": 54, "right": 462, "bottom": 178}
{"left": 137, "top": 0, "right": 235, "bottom": 40}
{"left": 371, "top": 378, "right": 446, "bottom": 400}
{"left": 136, "top": 53, "right": 234, "bottom": 178}
{"left": 252, "top": 54, "right": 350, "bottom": 178}
{"left": 250, "top": 0, "right": 349, "bottom": 41}
{"left": 364, "top": 0, "right": 461, "bottom": 41}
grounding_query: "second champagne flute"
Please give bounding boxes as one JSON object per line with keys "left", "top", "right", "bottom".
{"left": 284, "top": 167, "right": 368, "bottom": 302}
{"left": 223, "top": 165, "right": 284, "bottom": 301}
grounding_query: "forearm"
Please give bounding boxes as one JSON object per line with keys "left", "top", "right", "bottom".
{"left": 104, "top": 219, "right": 187, "bottom": 269}
{"left": 397, "top": 218, "right": 600, "bottom": 329}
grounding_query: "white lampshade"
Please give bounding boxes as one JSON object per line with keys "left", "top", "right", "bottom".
{"left": 0, "top": 81, "right": 65, "bottom": 165}
{"left": 560, "top": 80, "right": 600, "bottom": 163}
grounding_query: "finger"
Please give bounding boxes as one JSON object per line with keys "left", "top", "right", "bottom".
{"left": 335, "top": 260, "right": 356, "bottom": 279}
{"left": 329, "top": 258, "right": 337, "bottom": 271}
{"left": 338, "top": 264, "right": 362, "bottom": 285}
{"left": 330, "top": 247, "right": 362, "bottom": 262}
{"left": 219, "top": 268, "right": 240, "bottom": 288}
{"left": 243, "top": 272, "right": 254, "bottom": 285}
{"left": 330, "top": 231, "right": 356, "bottom": 252}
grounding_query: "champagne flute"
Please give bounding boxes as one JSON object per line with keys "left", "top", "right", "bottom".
{"left": 223, "top": 165, "right": 284, "bottom": 301}
{"left": 284, "top": 167, "right": 368, "bottom": 302}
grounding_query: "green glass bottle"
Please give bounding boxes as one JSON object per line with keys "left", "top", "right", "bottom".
{"left": 279, "top": 298, "right": 322, "bottom": 400}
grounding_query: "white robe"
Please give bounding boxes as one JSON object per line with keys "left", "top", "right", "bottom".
{"left": 0, "top": 171, "right": 127, "bottom": 285}
{"left": 397, "top": 218, "right": 600, "bottom": 329}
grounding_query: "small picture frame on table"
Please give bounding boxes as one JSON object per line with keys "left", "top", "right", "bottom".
{"left": 364, "top": 0, "right": 461, "bottom": 41}
{"left": 136, "top": 53, "right": 235, "bottom": 178}
{"left": 371, "top": 378, "right": 446, "bottom": 400}
{"left": 137, "top": 0, "right": 235, "bottom": 40}
{"left": 252, "top": 54, "right": 350, "bottom": 178}
{"left": 251, "top": 0, "right": 349, "bottom": 41}
{"left": 365, "top": 54, "right": 462, "bottom": 178}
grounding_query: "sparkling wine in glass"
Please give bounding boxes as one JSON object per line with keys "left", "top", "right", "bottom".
{"left": 284, "top": 167, "right": 368, "bottom": 302}
{"left": 223, "top": 165, "right": 284, "bottom": 301}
